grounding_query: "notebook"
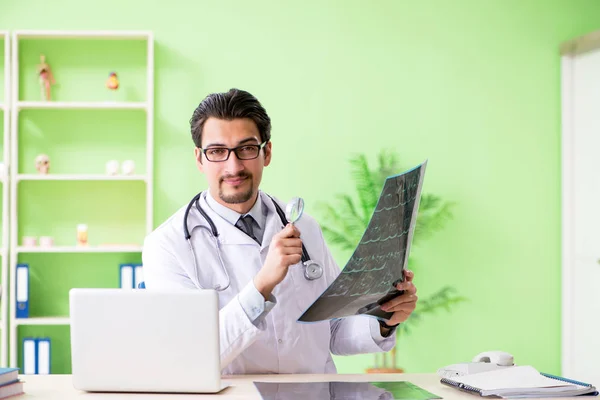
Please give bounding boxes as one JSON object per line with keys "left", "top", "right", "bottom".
{"left": 440, "top": 365, "right": 598, "bottom": 398}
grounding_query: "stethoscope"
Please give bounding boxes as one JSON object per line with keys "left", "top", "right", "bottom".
{"left": 183, "top": 191, "right": 323, "bottom": 291}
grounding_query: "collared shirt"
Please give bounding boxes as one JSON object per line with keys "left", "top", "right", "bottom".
{"left": 205, "top": 191, "right": 268, "bottom": 244}
{"left": 205, "top": 191, "right": 275, "bottom": 327}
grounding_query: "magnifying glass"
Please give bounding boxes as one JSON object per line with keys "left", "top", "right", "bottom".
{"left": 285, "top": 197, "right": 304, "bottom": 224}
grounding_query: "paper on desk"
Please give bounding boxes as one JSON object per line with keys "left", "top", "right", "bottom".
{"left": 297, "top": 161, "right": 427, "bottom": 322}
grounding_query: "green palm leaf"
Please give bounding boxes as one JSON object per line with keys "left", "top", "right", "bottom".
{"left": 350, "top": 154, "right": 380, "bottom": 224}
{"left": 320, "top": 226, "right": 357, "bottom": 251}
{"left": 396, "top": 287, "right": 468, "bottom": 336}
{"left": 414, "top": 195, "right": 455, "bottom": 245}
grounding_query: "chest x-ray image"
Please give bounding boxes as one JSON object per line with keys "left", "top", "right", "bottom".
{"left": 298, "top": 161, "right": 426, "bottom": 323}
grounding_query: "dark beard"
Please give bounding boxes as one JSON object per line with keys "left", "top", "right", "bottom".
{"left": 219, "top": 173, "right": 253, "bottom": 204}
{"left": 219, "top": 187, "right": 253, "bottom": 204}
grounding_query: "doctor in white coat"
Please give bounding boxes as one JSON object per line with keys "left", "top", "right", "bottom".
{"left": 142, "top": 88, "right": 418, "bottom": 375}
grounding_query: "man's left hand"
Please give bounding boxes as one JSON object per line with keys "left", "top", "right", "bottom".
{"left": 380, "top": 269, "right": 418, "bottom": 327}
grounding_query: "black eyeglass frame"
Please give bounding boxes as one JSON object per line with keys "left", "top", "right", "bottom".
{"left": 200, "top": 140, "right": 269, "bottom": 162}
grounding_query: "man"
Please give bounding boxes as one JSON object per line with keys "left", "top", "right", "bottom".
{"left": 142, "top": 88, "right": 418, "bottom": 375}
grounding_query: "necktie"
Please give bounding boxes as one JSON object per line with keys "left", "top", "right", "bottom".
{"left": 236, "top": 215, "right": 260, "bottom": 244}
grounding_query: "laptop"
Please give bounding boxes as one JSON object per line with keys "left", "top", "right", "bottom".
{"left": 69, "top": 288, "right": 225, "bottom": 393}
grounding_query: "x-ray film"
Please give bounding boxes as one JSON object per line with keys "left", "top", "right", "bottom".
{"left": 253, "top": 381, "right": 441, "bottom": 400}
{"left": 297, "top": 161, "right": 427, "bottom": 322}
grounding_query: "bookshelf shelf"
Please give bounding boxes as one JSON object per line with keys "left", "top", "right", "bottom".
{"left": 8, "top": 30, "right": 154, "bottom": 372}
{"left": 15, "top": 318, "right": 70, "bottom": 326}
{"left": 16, "top": 101, "right": 148, "bottom": 110}
{"left": 16, "top": 245, "right": 142, "bottom": 253}
{"left": 14, "top": 30, "right": 151, "bottom": 40}
{"left": 17, "top": 174, "right": 147, "bottom": 182}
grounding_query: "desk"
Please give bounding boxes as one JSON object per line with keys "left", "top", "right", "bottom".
{"left": 15, "top": 373, "right": 586, "bottom": 399}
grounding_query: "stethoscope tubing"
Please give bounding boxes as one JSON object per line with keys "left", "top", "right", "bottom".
{"left": 183, "top": 191, "right": 322, "bottom": 291}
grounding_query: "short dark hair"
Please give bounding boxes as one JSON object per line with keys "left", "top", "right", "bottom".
{"left": 189, "top": 88, "right": 272, "bottom": 148}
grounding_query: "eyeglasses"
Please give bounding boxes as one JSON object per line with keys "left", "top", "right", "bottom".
{"left": 201, "top": 141, "right": 268, "bottom": 162}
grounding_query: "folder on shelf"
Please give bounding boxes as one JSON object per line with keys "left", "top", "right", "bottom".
{"left": 36, "top": 337, "right": 51, "bottom": 375}
{"left": 22, "top": 337, "right": 36, "bottom": 375}
{"left": 119, "top": 264, "right": 134, "bottom": 289}
{"left": 15, "top": 264, "right": 29, "bottom": 318}
{"left": 134, "top": 264, "right": 144, "bottom": 289}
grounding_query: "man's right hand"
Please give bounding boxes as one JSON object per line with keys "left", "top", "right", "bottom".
{"left": 253, "top": 224, "right": 303, "bottom": 300}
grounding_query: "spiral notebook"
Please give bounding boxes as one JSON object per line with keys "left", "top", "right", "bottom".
{"left": 440, "top": 365, "right": 598, "bottom": 398}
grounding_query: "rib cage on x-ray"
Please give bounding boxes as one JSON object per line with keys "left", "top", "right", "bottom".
{"left": 298, "top": 161, "right": 427, "bottom": 322}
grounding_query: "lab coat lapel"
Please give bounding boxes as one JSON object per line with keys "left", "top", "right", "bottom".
{"left": 260, "top": 192, "right": 286, "bottom": 252}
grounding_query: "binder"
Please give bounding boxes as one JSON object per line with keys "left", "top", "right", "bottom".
{"left": 36, "top": 338, "right": 51, "bottom": 375}
{"left": 119, "top": 264, "right": 134, "bottom": 289}
{"left": 15, "top": 264, "right": 29, "bottom": 318}
{"left": 134, "top": 264, "right": 144, "bottom": 289}
{"left": 22, "top": 337, "right": 36, "bottom": 375}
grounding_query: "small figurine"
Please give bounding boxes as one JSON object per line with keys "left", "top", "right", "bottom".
{"left": 121, "top": 160, "right": 135, "bottom": 175}
{"left": 106, "top": 72, "right": 119, "bottom": 90}
{"left": 37, "top": 54, "right": 56, "bottom": 101}
{"left": 35, "top": 154, "right": 50, "bottom": 174}
{"left": 77, "top": 224, "right": 88, "bottom": 247}
{"left": 106, "top": 160, "right": 119, "bottom": 176}
{"left": 39, "top": 236, "right": 54, "bottom": 247}
{"left": 23, "top": 236, "right": 37, "bottom": 247}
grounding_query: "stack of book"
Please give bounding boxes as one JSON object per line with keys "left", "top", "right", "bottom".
{"left": 0, "top": 368, "right": 23, "bottom": 398}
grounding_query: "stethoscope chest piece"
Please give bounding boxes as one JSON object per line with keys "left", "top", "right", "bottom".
{"left": 303, "top": 260, "right": 323, "bottom": 280}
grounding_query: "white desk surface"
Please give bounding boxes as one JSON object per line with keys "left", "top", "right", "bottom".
{"left": 15, "top": 373, "right": 589, "bottom": 399}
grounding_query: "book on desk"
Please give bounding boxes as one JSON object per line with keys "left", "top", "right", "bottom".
{"left": 0, "top": 368, "right": 24, "bottom": 398}
{"left": 441, "top": 365, "right": 598, "bottom": 398}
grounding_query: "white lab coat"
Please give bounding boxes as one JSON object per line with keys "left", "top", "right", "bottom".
{"left": 142, "top": 190, "right": 396, "bottom": 375}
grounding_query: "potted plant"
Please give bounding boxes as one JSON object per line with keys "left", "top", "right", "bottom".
{"left": 316, "top": 150, "right": 467, "bottom": 372}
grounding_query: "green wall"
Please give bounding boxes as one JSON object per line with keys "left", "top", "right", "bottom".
{"left": 1, "top": 0, "right": 600, "bottom": 375}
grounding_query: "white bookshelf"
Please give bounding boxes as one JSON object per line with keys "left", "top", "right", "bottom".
{"left": 8, "top": 30, "right": 154, "bottom": 370}
{"left": 0, "top": 30, "right": 10, "bottom": 368}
